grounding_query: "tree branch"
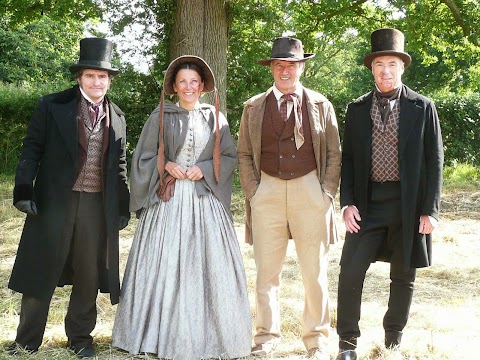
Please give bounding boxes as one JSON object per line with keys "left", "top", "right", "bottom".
{"left": 441, "top": 0, "right": 470, "bottom": 37}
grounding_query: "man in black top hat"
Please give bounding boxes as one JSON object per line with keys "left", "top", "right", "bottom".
{"left": 335, "top": 28, "right": 443, "bottom": 360}
{"left": 6, "top": 38, "right": 130, "bottom": 359}
{"left": 238, "top": 37, "right": 341, "bottom": 359}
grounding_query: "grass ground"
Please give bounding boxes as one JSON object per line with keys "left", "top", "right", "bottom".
{"left": 0, "top": 170, "right": 479, "bottom": 359}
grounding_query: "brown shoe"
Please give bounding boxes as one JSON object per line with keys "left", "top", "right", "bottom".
{"left": 251, "top": 342, "right": 277, "bottom": 357}
{"left": 308, "top": 347, "right": 330, "bottom": 360}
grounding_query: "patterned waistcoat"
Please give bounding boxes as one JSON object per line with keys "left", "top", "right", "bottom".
{"left": 72, "top": 97, "right": 106, "bottom": 192}
{"left": 370, "top": 95, "right": 401, "bottom": 182}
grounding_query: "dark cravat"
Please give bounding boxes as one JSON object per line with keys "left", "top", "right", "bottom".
{"left": 375, "top": 88, "right": 400, "bottom": 123}
{"left": 88, "top": 103, "right": 101, "bottom": 127}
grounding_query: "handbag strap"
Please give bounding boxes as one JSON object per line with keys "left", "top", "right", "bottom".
{"left": 156, "top": 89, "right": 166, "bottom": 186}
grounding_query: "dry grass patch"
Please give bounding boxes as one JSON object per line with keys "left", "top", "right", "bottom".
{"left": 1, "top": 181, "right": 479, "bottom": 359}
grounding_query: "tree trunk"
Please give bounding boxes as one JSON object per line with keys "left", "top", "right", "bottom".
{"left": 170, "top": 0, "right": 229, "bottom": 116}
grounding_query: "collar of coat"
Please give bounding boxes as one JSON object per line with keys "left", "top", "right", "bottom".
{"left": 44, "top": 84, "right": 124, "bottom": 117}
{"left": 162, "top": 101, "right": 216, "bottom": 121}
{"left": 352, "top": 84, "right": 425, "bottom": 106}
{"left": 243, "top": 85, "right": 330, "bottom": 108}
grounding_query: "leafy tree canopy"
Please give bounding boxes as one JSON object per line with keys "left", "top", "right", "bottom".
{"left": 0, "top": 0, "right": 101, "bottom": 27}
{"left": 0, "top": 16, "right": 83, "bottom": 85}
{"left": 100, "top": 0, "right": 479, "bottom": 128}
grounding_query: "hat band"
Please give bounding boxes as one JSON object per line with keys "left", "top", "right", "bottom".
{"left": 272, "top": 52, "right": 304, "bottom": 59}
{"left": 76, "top": 60, "right": 114, "bottom": 68}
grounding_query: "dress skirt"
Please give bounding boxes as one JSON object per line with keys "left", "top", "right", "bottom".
{"left": 112, "top": 179, "right": 252, "bottom": 359}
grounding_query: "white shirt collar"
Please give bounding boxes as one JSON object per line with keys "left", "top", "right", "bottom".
{"left": 272, "top": 83, "right": 303, "bottom": 101}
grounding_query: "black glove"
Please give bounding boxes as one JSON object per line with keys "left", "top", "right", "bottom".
{"left": 14, "top": 200, "right": 38, "bottom": 215}
{"left": 118, "top": 216, "right": 129, "bottom": 230}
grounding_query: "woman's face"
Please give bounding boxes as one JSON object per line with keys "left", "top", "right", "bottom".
{"left": 173, "top": 68, "right": 204, "bottom": 110}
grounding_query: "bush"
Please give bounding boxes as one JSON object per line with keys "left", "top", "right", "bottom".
{"left": 1, "top": 83, "right": 479, "bottom": 174}
{"left": 443, "top": 163, "right": 480, "bottom": 187}
{"left": 0, "top": 68, "right": 160, "bottom": 174}
{"left": 434, "top": 92, "right": 480, "bottom": 166}
{"left": 0, "top": 83, "right": 64, "bottom": 173}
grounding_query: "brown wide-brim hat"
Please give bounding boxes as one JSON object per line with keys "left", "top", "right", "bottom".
{"left": 69, "top": 38, "right": 119, "bottom": 75}
{"left": 364, "top": 28, "right": 411, "bottom": 69}
{"left": 258, "top": 37, "right": 315, "bottom": 66}
{"left": 163, "top": 55, "right": 215, "bottom": 95}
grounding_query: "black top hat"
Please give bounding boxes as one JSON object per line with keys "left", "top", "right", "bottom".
{"left": 163, "top": 55, "right": 215, "bottom": 95}
{"left": 69, "top": 38, "right": 119, "bottom": 75}
{"left": 364, "top": 28, "right": 411, "bottom": 69}
{"left": 258, "top": 37, "right": 315, "bottom": 66}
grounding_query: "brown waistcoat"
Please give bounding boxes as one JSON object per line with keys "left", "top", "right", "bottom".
{"left": 260, "top": 92, "right": 317, "bottom": 180}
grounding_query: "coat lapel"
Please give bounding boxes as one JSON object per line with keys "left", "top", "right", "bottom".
{"left": 249, "top": 91, "right": 269, "bottom": 170}
{"left": 399, "top": 86, "right": 422, "bottom": 155}
{"left": 356, "top": 94, "right": 374, "bottom": 156}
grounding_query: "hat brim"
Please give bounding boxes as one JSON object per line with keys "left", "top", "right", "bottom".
{"left": 164, "top": 55, "right": 215, "bottom": 95}
{"left": 364, "top": 51, "right": 411, "bottom": 69}
{"left": 258, "top": 53, "right": 315, "bottom": 66}
{"left": 69, "top": 64, "right": 119, "bottom": 75}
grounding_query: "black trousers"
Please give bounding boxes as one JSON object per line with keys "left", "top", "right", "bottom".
{"left": 15, "top": 191, "right": 106, "bottom": 350}
{"left": 336, "top": 182, "right": 416, "bottom": 349}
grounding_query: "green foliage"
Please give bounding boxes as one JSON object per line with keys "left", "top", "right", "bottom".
{"left": 0, "top": 16, "right": 82, "bottom": 85}
{"left": 443, "top": 163, "right": 480, "bottom": 188}
{"left": 227, "top": 0, "right": 292, "bottom": 134}
{"left": 400, "top": 0, "right": 480, "bottom": 94}
{"left": 1, "top": 0, "right": 480, "bottom": 174}
{"left": 99, "top": 0, "right": 175, "bottom": 83}
{"left": 0, "top": 65, "right": 161, "bottom": 174}
{"left": 0, "top": 83, "right": 68, "bottom": 173}
{"left": 108, "top": 64, "right": 162, "bottom": 161}
{"left": 0, "top": 0, "right": 101, "bottom": 27}
{"left": 435, "top": 92, "right": 480, "bottom": 166}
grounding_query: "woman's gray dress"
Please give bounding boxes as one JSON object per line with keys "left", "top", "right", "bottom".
{"left": 112, "top": 108, "right": 251, "bottom": 359}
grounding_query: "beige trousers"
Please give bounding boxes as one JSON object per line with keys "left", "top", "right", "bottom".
{"left": 250, "top": 171, "right": 331, "bottom": 350}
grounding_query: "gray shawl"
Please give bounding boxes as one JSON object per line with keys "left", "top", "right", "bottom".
{"left": 129, "top": 102, "right": 237, "bottom": 217}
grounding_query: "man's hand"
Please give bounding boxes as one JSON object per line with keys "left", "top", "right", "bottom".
{"left": 343, "top": 205, "right": 361, "bottom": 234}
{"left": 119, "top": 216, "right": 129, "bottom": 230}
{"left": 419, "top": 215, "right": 438, "bottom": 234}
{"left": 14, "top": 200, "right": 38, "bottom": 216}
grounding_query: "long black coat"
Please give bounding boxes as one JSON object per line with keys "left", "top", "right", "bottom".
{"left": 8, "top": 85, "right": 130, "bottom": 304}
{"left": 340, "top": 85, "right": 443, "bottom": 269}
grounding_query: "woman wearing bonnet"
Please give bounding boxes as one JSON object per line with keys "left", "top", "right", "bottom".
{"left": 112, "top": 55, "right": 251, "bottom": 359}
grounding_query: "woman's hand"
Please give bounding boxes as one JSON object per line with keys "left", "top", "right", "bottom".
{"left": 186, "top": 165, "right": 204, "bottom": 181}
{"left": 165, "top": 161, "right": 187, "bottom": 179}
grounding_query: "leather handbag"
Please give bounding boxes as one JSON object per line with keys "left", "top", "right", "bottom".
{"left": 158, "top": 173, "right": 176, "bottom": 202}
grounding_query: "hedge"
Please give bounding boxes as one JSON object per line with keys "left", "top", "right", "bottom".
{"left": 1, "top": 83, "right": 478, "bottom": 174}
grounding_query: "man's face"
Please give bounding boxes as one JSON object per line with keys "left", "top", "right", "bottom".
{"left": 371, "top": 55, "right": 404, "bottom": 93}
{"left": 271, "top": 60, "right": 304, "bottom": 94}
{"left": 77, "top": 69, "right": 111, "bottom": 103}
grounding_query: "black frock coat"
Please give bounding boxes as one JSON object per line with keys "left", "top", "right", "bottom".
{"left": 8, "top": 85, "right": 130, "bottom": 304}
{"left": 340, "top": 85, "right": 443, "bottom": 269}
